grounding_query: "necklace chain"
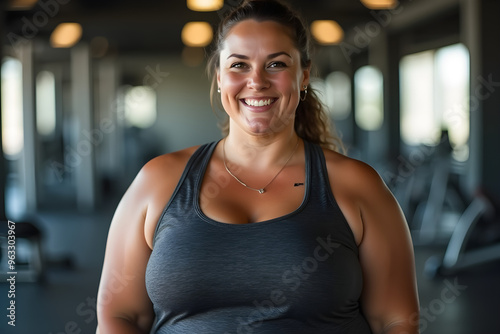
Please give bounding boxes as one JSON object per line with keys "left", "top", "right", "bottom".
{"left": 222, "top": 138, "right": 299, "bottom": 194}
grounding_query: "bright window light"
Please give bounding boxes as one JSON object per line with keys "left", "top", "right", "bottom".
{"left": 400, "top": 50, "right": 436, "bottom": 145}
{"left": 36, "top": 71, "right": 57, "bottom": 136}
{"left": 1, "top": 57, "right": 24, "bottom": 157}
{"left": 354, "top": 66, "right": 384, "bottom": 131}
{"left": 124, "top": 86, "right": 157, "bottom": 129}
{"left": 400, "top": 43, "right": 470, "bottom": 160}
{"left": 310, "top": 77, "right": 327, "bottom": 107}
{"left": 435, "top": 44, "right": 470, "bottom": 156}
{"left": 325, "top": 71, "right": 352, "bottom": 120}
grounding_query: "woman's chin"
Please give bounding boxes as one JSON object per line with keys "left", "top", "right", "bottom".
{"left": 244, "top": 117, "right": 293, "bottom": 136}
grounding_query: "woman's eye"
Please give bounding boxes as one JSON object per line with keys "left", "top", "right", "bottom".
{"left": 230, "top": 62, "right": 247, "bottom": 69}
{"left": 269, "top": 61, "right": 287, "bottom": 68}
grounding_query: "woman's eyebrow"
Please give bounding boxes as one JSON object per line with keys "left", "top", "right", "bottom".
{"left": 226, "top": 52, "right": 292, "bottom": 60}
{"left": 267, "top": 51, "right": 292, "bottom": 59}
{"left": 227, "top": 53, "right": 249, "bottom": 60}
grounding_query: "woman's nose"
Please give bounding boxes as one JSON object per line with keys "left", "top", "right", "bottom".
{"left": 247, "top": 68, "right": 270, "bottom": 90}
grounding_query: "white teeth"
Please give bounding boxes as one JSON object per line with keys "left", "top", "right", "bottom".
{"left": 244, "top": 99, "right": 273, "bottom": 106}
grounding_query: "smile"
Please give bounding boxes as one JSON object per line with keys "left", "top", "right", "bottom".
{"left": 242, "top": 98, "right": 277, "bottom": 107}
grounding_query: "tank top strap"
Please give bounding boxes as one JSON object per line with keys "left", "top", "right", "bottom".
{"left": 152, "top": 140, "right": 219, "bottom": 246}
{"left": 304, "top": 140, "right": 358, "bottom": 253}
{"left": 304, "top": 140, "right": 336, "bottom": 208}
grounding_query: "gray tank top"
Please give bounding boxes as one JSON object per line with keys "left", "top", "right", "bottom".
{"left": 145, "top": 140, "right": 372, "bottom": 333}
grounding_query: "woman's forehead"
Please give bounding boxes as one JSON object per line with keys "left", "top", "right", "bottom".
{"left": 221, "top": 19, "right": 297, "bottom": 56}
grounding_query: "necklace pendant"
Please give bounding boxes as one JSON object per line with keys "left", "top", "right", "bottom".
{"left": 258, "top": 189, "right": 265, "bottom": 194}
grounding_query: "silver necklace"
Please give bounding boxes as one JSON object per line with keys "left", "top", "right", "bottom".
{"left": 222, "top": 138, "right": 299, "bottom": 194}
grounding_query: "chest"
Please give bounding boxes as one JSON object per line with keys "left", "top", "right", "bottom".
{"left": 146, "top": 214, "right": 363, "bottom": 320}
{"left": 199, "top": 162, "right": 307, "bottom": 225}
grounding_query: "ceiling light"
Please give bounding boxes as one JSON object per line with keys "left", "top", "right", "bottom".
{"left": 181, "top": 22, "right": 213, "bottom": 47}
{"left": 187, "top": 0, "right": 223, "bottom": 12}
{"left": 7, "top": 0, "right": 38, "bottom": 10}
{"left": 50, "top": 23, "right": 83, "bottom": 48}
{"left": 360, "top": 0, "right": 398, "bottom": 10}
{"left": 310, "top": 20, "right": 344, "bottom": 45}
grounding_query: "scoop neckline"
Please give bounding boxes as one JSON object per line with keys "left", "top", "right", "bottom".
{"left": 193, "top": 140, "right": 311, "bottom": 228}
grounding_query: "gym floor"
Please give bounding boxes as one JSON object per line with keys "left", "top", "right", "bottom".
{"left": 1, "top": 198, "right": 499, "bottom": 334}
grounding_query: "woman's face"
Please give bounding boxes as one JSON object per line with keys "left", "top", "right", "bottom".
{"left": 217, "top": 19, "right": 310, "bottom": 136}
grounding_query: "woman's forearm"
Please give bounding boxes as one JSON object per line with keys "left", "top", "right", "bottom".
{"left": 381, "top": 321, "right": 419, "bottom": 334}
{"left": 96, "top": 317, "right": 151, "bottom": 334}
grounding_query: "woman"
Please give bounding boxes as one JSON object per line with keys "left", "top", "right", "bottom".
{"left": 96, "top": 1, "right": 419, "bottom": 333}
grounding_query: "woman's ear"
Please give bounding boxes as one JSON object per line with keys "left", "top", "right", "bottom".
{"left": 301, "top": 65, "right": 311, "bottom": 89}
{"left": 217, "top": 69, "right": 221, "bottom": 89}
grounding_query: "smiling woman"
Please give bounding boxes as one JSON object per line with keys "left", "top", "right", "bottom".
{"left": 96, "top": 1, "right": 419, "bottom": 333}
{"left": 216, "top": 19, "right": 306, "bottom": 136}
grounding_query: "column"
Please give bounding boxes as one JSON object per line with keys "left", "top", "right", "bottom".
{"left": 0, "top": 2, "right": 5, "bottom": 220}
{"left": 20, "top": 41, "right": 37, "bottom": 213}
{"left": 71, "top": 43, "right": 96, "bottom": 211}
{"left": 462, "top": 0, "right": 500, "bottom": 200}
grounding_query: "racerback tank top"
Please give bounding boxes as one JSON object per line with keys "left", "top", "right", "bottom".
{"left": 145, "top": 140, "right": 372, "bottom": 333}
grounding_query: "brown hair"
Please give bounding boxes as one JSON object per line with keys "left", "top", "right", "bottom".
{"left": 206, "top": 0, "right": 345, "bottom": 153}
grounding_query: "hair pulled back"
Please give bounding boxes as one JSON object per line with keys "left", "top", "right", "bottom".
{"left": 206, "top": 0, "right": 344, "bottom": 152}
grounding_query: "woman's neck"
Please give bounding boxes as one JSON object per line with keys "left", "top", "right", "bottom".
{"left": 223, "top": 129, "right": 300, "bottom": 171}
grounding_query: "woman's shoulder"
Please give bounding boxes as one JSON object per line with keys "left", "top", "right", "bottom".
{"left": 138, "top": 144, "right": 205, "bottom": 248}
{"left": 321, "top": 148, "right": 388, "bottom": 199}
{"left": 142, "top": 144, "right": 202, "bottom": 176}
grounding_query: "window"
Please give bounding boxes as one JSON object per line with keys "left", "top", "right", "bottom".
{"left": 400, "top": 43, "right": 470, "bottom": 160}
{"left": 1, "top": 57, "right": 24, "bottom": 158}
{"left": 310, "top": 77, "right": 327, "bottom": 107}
{"left": 325, "top": 71, "right": 351, "bottom": 120}
{"left": 354, "top": 66, "right": 384, "bottom": 131}
{"left": 36, "top": 70, "right": 57, "bottom": 137}
{"left": 124, "top": 85, "right": 157, "bottom": 128}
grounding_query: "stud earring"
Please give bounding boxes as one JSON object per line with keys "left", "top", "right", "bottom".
{"left": 217, "top": 87, "right": 221, "bottom": 93}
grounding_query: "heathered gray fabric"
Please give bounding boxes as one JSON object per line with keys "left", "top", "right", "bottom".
{"left": 145, "top": 140, "right": 372, "bottom": 334}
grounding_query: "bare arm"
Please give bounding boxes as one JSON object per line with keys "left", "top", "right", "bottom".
{"left": 356, "top": 163, "right": 420, "bottom": 334}
{"left": 96, "top": 148, "right": 196, "bottom": 333}
{"left": 327, "top": 152, "right": 419, "bottom": 334}
{"left": 95, "top": 165, "right": 156, "bottom": 333}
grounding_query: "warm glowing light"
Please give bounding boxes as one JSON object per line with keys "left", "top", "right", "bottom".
{"left": 187, "top": 0, "right": 223, "bottom": 11}
{"left": 50, "top": 23, "right": 83, "bottom": 48}
{"left": 310, "top": 20, "right": 344, "bottom": 45}
{"left": 361, "top": 0, "right": 398, "bottom": 10}
{"left": 8, "top": 0, "right": 38, "bottom": 10}
{"left": 181, "top": 22, "right": 213, "bottom": 47}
